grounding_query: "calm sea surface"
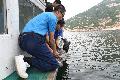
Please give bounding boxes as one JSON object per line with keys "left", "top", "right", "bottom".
{"left": 56, "top": 30, "right": 120, "bottom": 80}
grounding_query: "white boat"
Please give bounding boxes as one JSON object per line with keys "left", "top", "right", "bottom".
{"left": 0, "top": 0, "right": 46, "bottom": 79}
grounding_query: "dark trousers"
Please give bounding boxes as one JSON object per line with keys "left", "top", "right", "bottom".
{"left": 18, "top": 32, "right": 59, "bottom": 72}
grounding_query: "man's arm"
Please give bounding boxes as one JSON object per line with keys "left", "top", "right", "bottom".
{"left": 55, "top": 37, "right": 59, "bottom": 49}
{"left": 49, "top": 32, "right": 60, "bottom": 58}
{"left": 45, "top": 33, "right": 49, "bottom": 44}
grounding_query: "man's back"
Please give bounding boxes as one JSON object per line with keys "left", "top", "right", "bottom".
{"left": 23, "top": 12, "right": 58, "bottom": 36}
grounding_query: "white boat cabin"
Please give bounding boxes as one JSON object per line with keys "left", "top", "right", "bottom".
{"left": 0, "top": 0, "right": 46, "bottom": 79}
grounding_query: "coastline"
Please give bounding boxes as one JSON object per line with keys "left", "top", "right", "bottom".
{"left": 64, "top": 26, "right": 120, "bottom": 32}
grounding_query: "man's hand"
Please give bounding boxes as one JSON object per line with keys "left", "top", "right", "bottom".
{"left": 53, "top": 51, "right": 62, "bottom": 60}
{"left": 46, "top": 43, "right": 62, "bottom": 60}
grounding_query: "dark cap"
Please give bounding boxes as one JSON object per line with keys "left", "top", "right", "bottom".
{"left": 54, "top": 0, "right": 61, "bottom": 4}
{"left": 54, "top": 4, "right": 66, "bottom": 13}
{"left": 45, "top": 2, "right": 53, "bottom": 12}
{"left": 57, "top": 18, "right": 65, "bottom": 25}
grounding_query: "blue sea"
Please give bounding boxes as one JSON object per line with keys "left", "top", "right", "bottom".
{"left": 56, "top": 30, "right": 120, "bottom": 80}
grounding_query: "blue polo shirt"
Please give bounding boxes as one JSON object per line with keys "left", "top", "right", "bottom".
{"left": 23, "top": 12, "right": 58, "bottom": 36}
{"left": 54, "top": 29, "right": 63, "bottom": 39}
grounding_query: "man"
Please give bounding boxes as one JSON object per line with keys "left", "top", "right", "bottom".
{"left": 54, "top": 18, "right": 65, "bottom": 49}
{"left": 16, "top": 4, "right": 66, "bottom": 78}
{"left": 45, "top": 18, "right": 65, "bottom": 56}
{"left": 54, "top": 19, "right": 71, "bottom": 53}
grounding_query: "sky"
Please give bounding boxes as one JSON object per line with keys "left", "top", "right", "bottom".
{"left": 47, "top": 0, "right": 103, "bottom": 20}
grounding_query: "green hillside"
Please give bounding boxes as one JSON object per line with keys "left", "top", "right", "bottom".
{"left": 65, "top": 0, "right": 120, "bottom": 30}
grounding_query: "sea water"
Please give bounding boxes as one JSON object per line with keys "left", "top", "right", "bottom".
{"left": 56, "top": 30, "right": 120, "bottom": 80}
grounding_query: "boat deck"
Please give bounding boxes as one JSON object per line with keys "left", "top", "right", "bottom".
{"left": 4, "top": 67, "right": 57, "bottom": 80}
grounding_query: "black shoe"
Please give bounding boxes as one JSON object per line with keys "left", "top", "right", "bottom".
{"left": 23, "top": 57, "right": 32, "bottom": 65}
